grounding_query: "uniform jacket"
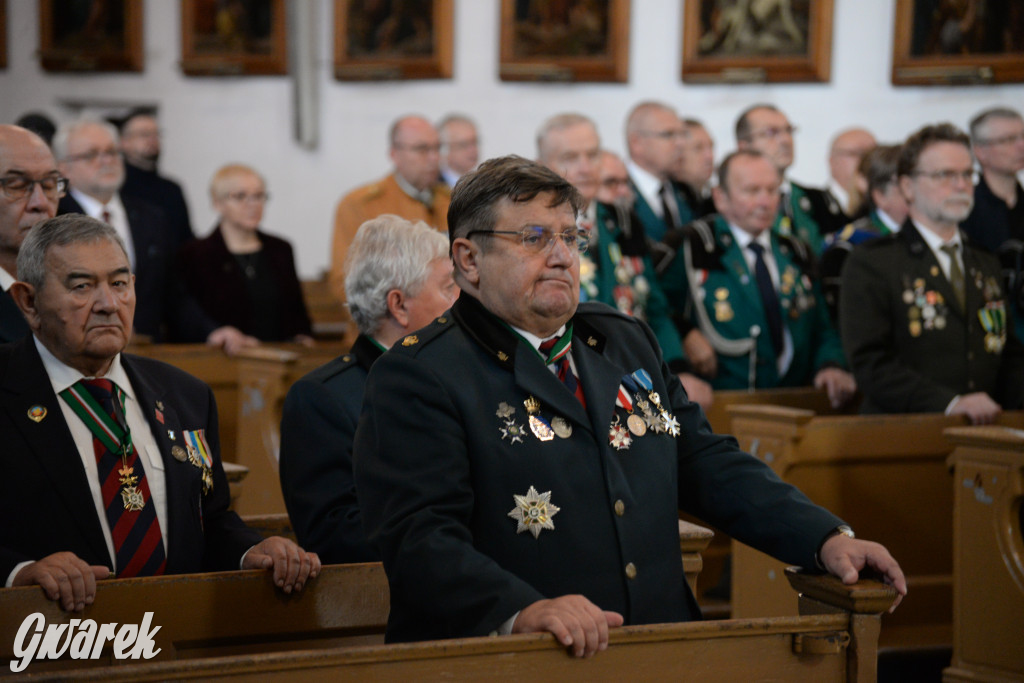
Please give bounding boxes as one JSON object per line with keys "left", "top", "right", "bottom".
{"left": 0, "top": 291, "right": 28, "bottom": 345}
{"left": 353, "top": 293, "right": 843, "bottom": 642}
{"left": 121, "top": 162, "right": 194, "bottom": 248}
{"left": 960, "top": 175, "right": 1024, "bottom": 253}
{"left": 659, "top": 215, "right": 846, "bottom": 389}
{"left": 177, "top": 225, "right": 312, "bottom": 341}
{"left": 820, "top": 211, "right": 893, "bottom": 324}
{"left": 776, "top": 181, "right": 832, "bottom": 254}
{"left": 279, "top": 334, "right": 381, "bottom": 564}
{"left": 629, "top": 179, "right": 693, "bottom": 243}
{"left": 840, "top": 220, "right": 1024, "bottom": 414}
{"left": 0, "top": 337, "right": 262, "bottom": 580}
{"left": 329, "top": 174, "right": 451, "bottom": 301}
{"left": 58, "top": 193, "right": 215, "bottom": 342}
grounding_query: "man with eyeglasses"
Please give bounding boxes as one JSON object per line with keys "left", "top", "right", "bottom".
{"left": 736, "top": 104, "right": 837, "bottom": 252}
{"left": 55, "top": 119, "right": 254, "bottom": 353}
{"left": 0, "top": 125, "right": 64, "bottom": 343}
{"left": 118, "top": 109, "right": 194, "bottom": 248}
{"left": 961, "top": 107, "right": 1024, "bottom": 253}
{"left": 437, "top": 114, "right": 480, "bottom": 188}
{"left": 354, "top": 155, "right": 906, "bottom": 656}
{"left": 330, "top": 115, "right": 451, "bottom": 303}
{"left": 841, "top": 123, "right": 1024, "bottom": 423}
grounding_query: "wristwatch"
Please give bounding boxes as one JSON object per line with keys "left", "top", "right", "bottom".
{"left": 815, "top": 525, "right": 855, "bottom": 570}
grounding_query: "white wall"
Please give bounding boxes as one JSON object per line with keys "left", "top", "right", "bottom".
{"left": 2, "top": 0, "right": 1022, "bottom": 278}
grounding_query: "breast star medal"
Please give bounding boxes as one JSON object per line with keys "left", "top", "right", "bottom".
{"left": 608, "top": 416, "right": 632, "bottom": 451}
{"left": 550, "top": 416, "right": 573, "bottom": 439}
{"left": 508, "top": 486, "right": 560, "bottom": 538}
{"left": 524, "top": 396, "right": 555, "bottom": 442}
{"left": 496, "top": 402, "right": 525, "bottom": 444}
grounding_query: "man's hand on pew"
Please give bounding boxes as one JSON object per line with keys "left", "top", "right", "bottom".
{"left": 813, "top": 367, "right": 857, "bottom": 409}
{"left": 948, "top": 392, "right": 1002, "bottom": 425}
{"left": 206, "top": 326, "right": 259, "bottom": 356}
{"left": 677, "top": 373, "right": 714, "bottom": 411}
{"left": 242, "top": 536, "right": 321, "bottom": 594}
{"left": 513, "top": 595, "right": 624, "bottom": 658}
{"left": 819, "top": 535, "right": 907, "bottom": 612}
{"left": 683, "top": 329, "right": 717, "bottom": 378}
{"left": 13, "top": 552, "right": 111, "bottom": 612}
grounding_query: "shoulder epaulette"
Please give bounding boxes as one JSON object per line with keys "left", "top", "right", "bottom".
{"left": 389, "top": 314, "right": 455, "bottom": 356}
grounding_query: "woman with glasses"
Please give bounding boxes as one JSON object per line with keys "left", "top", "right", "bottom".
{"left": 177, "top": 164, "right": 312, "bottom": 344}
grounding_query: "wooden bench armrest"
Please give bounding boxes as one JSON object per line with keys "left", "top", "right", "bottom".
{"left": 785, "top": 567, "right": 898, "bottom": 615}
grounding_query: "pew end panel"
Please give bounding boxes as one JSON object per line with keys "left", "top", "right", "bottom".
{"left": 943, "top": 426, "right": 1024, "bottom": 683}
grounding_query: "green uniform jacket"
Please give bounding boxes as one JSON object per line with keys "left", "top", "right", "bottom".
{"left": 660, "top": 215, "right": 846, "bottom": 390}
{"left": 776, "top": 182, "right": 825, "bottom": 253}
{"left": 582, "top": 201, "right": 686, "bottom": 369}
{"left": 353, "top": 294, "right": 843, "bottom": 642}
{"left": 840, "top": 220, "right": 1024, "bottom": 414}
{"left": 630, "top": 179, "right": 693, "bottom": 242}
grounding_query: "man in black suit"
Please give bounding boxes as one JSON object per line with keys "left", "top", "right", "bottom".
{"left": 118, "top": 110, "right": 194, "bottom": 248}
{"left": 0, "top": 125, "right": 61, "bottom": 344}
{"left": 279, "top": 215, "right": 457, "bottom": 564}
{"left": 354, "top": 155, "right": 905, "bottom": 656}
{"left": 841, "top": 123, "right": 1024, "bottom": 422}
{"left": 54, "top": 118, "right": 254, "bottom": 352}
{"left": 2, "top": 214, "right": 319, "bottom": 612}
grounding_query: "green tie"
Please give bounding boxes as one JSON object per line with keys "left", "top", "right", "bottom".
{"left": 940, "top": 244, "right": 965, "bottom": 312}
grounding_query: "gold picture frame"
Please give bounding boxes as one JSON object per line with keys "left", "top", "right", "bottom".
{"left": 891, "top": 0, "right": 1024, "bottom": 85}
{"left": 39, "top": 0, "right": 143, "bottom": 72}
{"left": 180, "top": 0, "right": 288, "bottom": 76}
{"left": 499, "top": 0, "right": 630, "bottom": 82}
{"left": 682, "top": 0, "right": 832, "bottom": 84}
{"left": 334, "top": 0, "right": 453, "bottom": 81}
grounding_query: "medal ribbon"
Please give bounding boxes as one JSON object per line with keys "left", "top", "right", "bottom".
{"left": 183, "top": 429, "right": 213, "bottom": 469}
{"left": 614, "top": 385, "right": 633, "bottom": 412}
{"left": 60, "top": 382, "right": 131, "bottom": 455}
{"left": 631, "top": 369, "right": 654, "bottom": 392}
{"left": 541, "top": 322, "right": 574, "bottom": 365}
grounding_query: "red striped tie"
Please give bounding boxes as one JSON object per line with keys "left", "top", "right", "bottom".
{"left": 539, "top": 337, "right": 587, "bottom": 408}
{"left": 79, "top": 379, "right": 167, "bottom": 577}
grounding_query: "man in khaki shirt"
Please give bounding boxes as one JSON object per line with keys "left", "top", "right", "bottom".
{"left": 329, "top": 116, "right": 450, "bottom": 302}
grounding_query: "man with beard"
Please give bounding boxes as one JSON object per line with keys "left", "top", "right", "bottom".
{"left": 841, "top": 123, "right": 1024, "bottom": 422}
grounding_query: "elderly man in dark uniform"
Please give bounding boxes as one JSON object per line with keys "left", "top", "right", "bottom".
{"left": 841, "top": 123, "right": 1024, "bottom": 423}
{"left": 1, "top": 215, "right": 319, "bottom": 611}
{"left": 354, "top": 155, "right": 905, "bottom": 657}
{"left": 279, "top": 215, "right": 458, "bottom": 564}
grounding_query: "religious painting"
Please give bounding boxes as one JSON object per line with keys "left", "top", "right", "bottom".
{"left": 682, "top": 0, "right": 832, "bottom": 83}
{"left": 892, "top": 0, "right": 1024, "bottom": 84}
{"left": 181, "top": 0, "right": 287, "bottom": 75}
{"left": 334, "top": 0, "right": 452, "bottom": 80}
{"left": 499, "top": 0, "right": 630, "bottom": 82}
{"left": 39, "top": 0, "right": 143, "bottom": 72}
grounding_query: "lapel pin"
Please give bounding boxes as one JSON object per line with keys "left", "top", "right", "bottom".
{"left": 27, "top": 405, "right": 47, "bottom": 423}
{"left": 171, "top": 445, "right": 188, "bottom": 462}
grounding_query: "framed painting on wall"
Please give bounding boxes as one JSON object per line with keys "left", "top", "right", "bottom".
{"left": 499, "top": 0, "right": 630, "bottom": 82}
{"left": 681, "top": 0, "right": 832, "bottom": 83}
{"left": 334, "top": 0, "right": 452, "bottom": 80}
{"left": 891, "top": 0, "right": 1024, "bottom": 85}
{"left": 39, "top": 0, "right": 143, "bottom": 72}
{"left": 1, "top": 0, "right": 7, "bottom": 70}
{"left": 181, "top": 0, "right": 288, "bottom": 76}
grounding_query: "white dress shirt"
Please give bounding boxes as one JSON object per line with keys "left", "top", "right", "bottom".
{"left": 69, "top": 189, "right": 137, "bottom": 269}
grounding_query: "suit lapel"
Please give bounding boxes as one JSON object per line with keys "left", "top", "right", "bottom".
{"left": 0, "top": 291, "right": 29, "bottom": 344}
{"left": 572, "top": 339, "right": 624, "bottom": 443}
{"left": 0, "top": 338, "right": 111, "bottom": 564}
{"left": 901, "top": 223, "right": 964, "bottom": 320}
{"left": 513, "top": 341, "right": 591, "bottom": 435}
{"left": 715, "top": 222, "right": 763, "bottom": 314}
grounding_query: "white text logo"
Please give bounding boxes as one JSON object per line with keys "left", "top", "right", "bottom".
{"left": 10, "top": 612, "right": 161, "bottom": 673}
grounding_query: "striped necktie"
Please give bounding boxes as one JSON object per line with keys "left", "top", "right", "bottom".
{"left": 539, "top": 335, "right": 586, "bottom": 408}
{"left": 60, "top": 379, "right": 167, "bottom": 577}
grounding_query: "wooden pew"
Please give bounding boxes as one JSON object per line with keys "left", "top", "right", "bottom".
{"left": 301, "top": 276, "right": 357, "bottom": 345}
{"left": 725, "top": 407, "right": 1024, "bottom": 652}
{"left": 942, "top": 426, "right": 1024, "bottom": 683}
{"left": 6, "top": 570, "right": 897, "bottom": 682}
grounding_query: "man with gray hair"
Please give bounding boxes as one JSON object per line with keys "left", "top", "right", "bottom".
{"left": 438, "top": 114, "right": 480, "bottom": 188}
{"left": 2, "top": 214, "right": 319, "bottom": 611}
{"left": 280, "top": 215, "right": 458, "bottom": 564}
{"left": 961, "top": 106, "right": 1024, "bottom": 253}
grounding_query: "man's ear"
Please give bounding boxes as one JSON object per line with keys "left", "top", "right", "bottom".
{"left": 451, "top": 238, "right": 481, "bottom": 288}
{"left": 898, "top": 175, "right": 914, "bottom": 203}
{"left": 8, "top": 282, "right": 41, "bottom": 332}
{"left": 385, "top": 288, "right": 408, "bottom": 328}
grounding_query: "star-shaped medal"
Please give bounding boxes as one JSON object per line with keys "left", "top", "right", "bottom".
{"left": 638, "top": 398, "right": 664, "bottom": 434}
{"left": 507, "top": 486, "right": 560, "bottom": 538}
{"left": 500, "top": 419, "right": 525, "bottom": 444}
{"left": 661, "top": 413, "right": 681, "bottom": 437}
{"left": 608, "top": 418, "right": 632, "bottom": 451}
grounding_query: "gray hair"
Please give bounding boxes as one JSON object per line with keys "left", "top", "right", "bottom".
{"left": 344, "top": 215, "right": 449, "bottom": 335}
{"left": 52, "top": 118, "right": 120, "bottom": 160}
{"left": 17, "top": 214, "right": 129, "bottom": 290}
{"left": 536, "top": 113, "right": 596, "bottom": 162}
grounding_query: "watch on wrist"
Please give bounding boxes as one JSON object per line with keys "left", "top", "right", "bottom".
{"left": 815, "top": 525, "right": 855, "bottom": 570}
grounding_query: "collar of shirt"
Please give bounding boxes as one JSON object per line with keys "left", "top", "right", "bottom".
{"left": 827, "top": 179, "right": 850, "bottom": 214}
{"left": 913, "top": 218, "right": 963, "bottom": 280}
{"left": 394, "top": 172, "right": 434, "bottom": 205}
{"left": 876, "top": 208, "right": 901, "bottom": 232}
{"left": 440, "top": 167, "right": 460, "bottom": 188}
{"left": 0, "top": 265, "right": 15, "bottom": 292}
{"left": 509, "top": 322, "right": 579, "bottom": 378}
{"left": 728, "top": 223, "right": 781, "bottom": 288}
{"left": 34, "top": 334, "right": 134, "bottom": 400}
{"left": 69, "top": 189, "right": 136, "bottom": 269}
{"left": 626, "top": 161, "right": 666, "bottom": 217}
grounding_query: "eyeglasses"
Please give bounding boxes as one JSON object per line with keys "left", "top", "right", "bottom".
{"left": 223, "top": 191, "right": 270, "bottom": 203}
{"left": 912, "top": 169, "right": 977, "bottom": 186}
{"left": 601, "top": 177, "right": 630, "bottom": 189}
{"left": 0, "top": 175, "right": 68, "bottom": 201}
{"left": 749, "top": 125, "right": 798, "bottom": 141}
{"left": 394, "top": 143, "right": 442, "bottom": 155}
{"left": 639, "top": 129, "right": 686, "bottom": 141}
{"left": 975, "top": 132, "right": 1024, "bottom": 147}
{"left": 64, "top": 148, "right": 120, "bottom": 164}
{"left": 467, "top": 226, "right": 588, "bottom": 254}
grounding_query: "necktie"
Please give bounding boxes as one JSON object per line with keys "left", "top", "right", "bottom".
{"left": 748, "top": 242, "right": 784, "bottom": 356}
{"left": 659, "top": 184, "right": 678, "bottom": 230}
{"left": 61, "top": 379, "right": 166, "bottom": 577}
{"left": 940, "top": 244, "right": 966, "bottom": 312}
{"left": 101, "top": 208, "right": 112, "bottom": 225}
{"left": 539, "top": 336, "right": 586, "bottom": 408}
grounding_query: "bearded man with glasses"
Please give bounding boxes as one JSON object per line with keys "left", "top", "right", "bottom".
{"left": 0, "top": 125, "right": 64, "bottom": 343}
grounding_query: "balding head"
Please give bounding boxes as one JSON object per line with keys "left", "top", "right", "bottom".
{"left": 0, "top": 125, "right": 62, "bottom": 276}
{"left": 625, "top": 101, "right": 686, "bottom": 179}
{"left": 389, "top": 115, "right": 442, "bottom": 192}
{"left": 828, "top": 128, "right": 876, "bottom": 192}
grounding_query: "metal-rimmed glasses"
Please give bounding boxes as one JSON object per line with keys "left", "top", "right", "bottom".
{"left": 0, "top": 175, "right": 68, "bottom": 201}
{"left": 466, "top": 226, "right": 589, "bottom": 254}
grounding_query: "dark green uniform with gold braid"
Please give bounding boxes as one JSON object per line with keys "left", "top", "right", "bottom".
{"left": 660, "top": 215, "right": 846, "bottom": 390}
